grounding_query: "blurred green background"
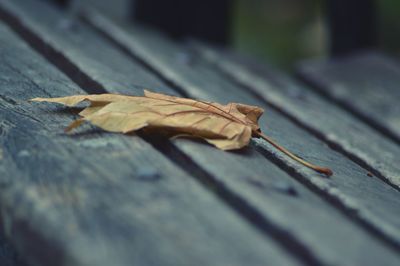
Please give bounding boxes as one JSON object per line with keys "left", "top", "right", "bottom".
{"left": 233, "top": 0, "right": 400, "bottom": 69}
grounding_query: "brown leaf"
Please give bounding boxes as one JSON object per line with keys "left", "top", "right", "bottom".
{"left": 30, "top": 90, "right": 332, "bottom": 176}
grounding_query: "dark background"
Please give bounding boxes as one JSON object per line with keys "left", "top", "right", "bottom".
{"left": 65, "top": 0, "right": 400, "bottom": 68}
{"left": 233, "top": 0, "right": 399, "bottom": 68}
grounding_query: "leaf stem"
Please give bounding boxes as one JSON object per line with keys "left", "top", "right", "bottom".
{"left": 254, "top": 131, "right": 333, "bottom": 176}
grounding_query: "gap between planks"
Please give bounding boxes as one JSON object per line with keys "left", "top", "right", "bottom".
{"left": 0, "top": 5, "right": 325, "bottom": 266}
{"left": 77, "top": 11, "right": 400, "bottom": 254}
{"left": 184, "top": 46, "right": 400, "bottom": 250}
{"left": 296, "top": 65, "right": 400, "bottom": 147}
{"left": 0, "top": 6, "right": 107, "bottom": 95}
{"left": 206, "top": 57, "right": 400, "bottom": 193}
{"left": 141, "top": 134, "right": 323, "bottom": 266}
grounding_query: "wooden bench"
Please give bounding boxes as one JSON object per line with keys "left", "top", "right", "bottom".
{"left": 0, "top": 0, "right": 399, "bottom": 265}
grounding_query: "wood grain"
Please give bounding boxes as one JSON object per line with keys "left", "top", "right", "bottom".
{"left": 190, "top": 45, "right": 400, "bottom": 191}
{"left": 2, "top": 0, "right": 400, "bottom": 265}
{"left": 79, "top": 8, "right": 400, "bottom": 257}
{"left": 297, "top": 53, "right": 400, "bottom": 144}
{"left": 1, "top": 2, "right": 395, "bottom": 265}
{"left": 0, "top": 21, "right": 299, "bottom": 266}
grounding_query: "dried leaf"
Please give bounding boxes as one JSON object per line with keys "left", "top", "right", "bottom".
{"left": 30, "top": 90, "right": 332, "bottom": 176}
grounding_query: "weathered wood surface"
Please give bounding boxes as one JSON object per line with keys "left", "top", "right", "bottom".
{"left": 0, "top": 0, "right": 166, "bottom": 94}
{"left": 0, "top": 21, "right": 301, "bottom": 266}
{"left": 297, "top": 52, "right": 400, "bottom": 144}
{"left": 1, "top": 0, "right": 400, "bottom": 265}
{"left": 191, "top": 44, "right": 400, "bottom": 192}
{"left": 2, "top": 1, "right": 398, "bottom": 265}
{"left": 80, "top": 8, "right": 400, "bottom": 251}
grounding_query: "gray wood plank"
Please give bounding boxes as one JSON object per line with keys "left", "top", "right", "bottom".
{"left": 78, "top": 9, "right": 400, "bottom": 255}
{"left": 0, "top": 0, "right": 167, "bottom": 95}
{"left": 297, "top": 53, "right": 400, "bottom": 145}
{"left": 0, "top": 21, "right": 300, "bottom": 266}
{"left": 189, "top": 45, "right": 400, "bottom": 191}
{"left": 4, "top": 1, "right": 399, "bottom": 264}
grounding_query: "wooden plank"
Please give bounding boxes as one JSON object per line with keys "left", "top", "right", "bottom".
{"left": 297, "top": 53, "right": 400, "bottom": 144}
{"left": 78, "top": 9, "right": 400, "bottom": 255}
{"left": 0, "top": 0, "right": 167, "bottom": 95}
{"left": 4, "top": 1, "right": 398, "bottom": 264}
{"left": 0, "top": 22, "right": 300, "bottom": 266}
{"left": 190, "top": 46, "right": 400, "bottom": 191}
